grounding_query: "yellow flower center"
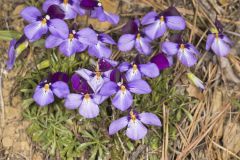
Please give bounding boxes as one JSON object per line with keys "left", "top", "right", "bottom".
{"left": 64, "top": 0, "right": 68, "bottom": 4}
{"left": 84, "top": 94, "right": 90, "bottom": 100}
{"left": 215, "top": 33, "right": 219, "bottom": 39}
{"left": 69, "top": 33, "right": 74, "bottom": 41}
{"left": 44, "top": 84, "right": 50, "bottom": 91}
{"left": 95, "top": 71, "right": 101, "bottom": 79}
{"left": 133, "top": 64, "right": 138, "bottom": 72}
{"left": 41, "top": 18, "right": 47, "bottom": 25}
{"left": 121, "top": 85, "right": 126, "bottom": 92}
{"left": 130, "top": 111, "right": 136, "bottom": 121}
{"left": 137, "top": 33, "right": 141, "bottom": 40}
{"left": 180, "top": 44, "right": 185, "bottom": 50}
{"left": 160, "top": 16, "right": 164, "bottom": 22}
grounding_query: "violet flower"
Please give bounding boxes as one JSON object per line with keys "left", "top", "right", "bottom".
{"left": 206, "top": 20, "right": 233, "bottom": 57}
{"left": 76, "top": 58, "right": 118, "bottom": 93}
{"left": 150, "top": 52, "right": 171, "bottom": 71}
{"left": 80, "top": 0, "right": 119, "bottom": 24}
{"left": 118, "top": 55, "right": 159, "bottom": 81}
{"left": 118, "top": 19, "right": 152, "bottom": 55}
{"left": 64, "top": 74, "right": 107, "bottom": 118}
{"left": 33, "top": 72, "right": 70, "bottom": 107}
{"left": 43, "top": 0, "right": 84, "bottom": 19}
{"left": 99, "top": 69, "right": 152, "bottom": 111}
{"left": 21, "top": 5, "right": 68, "bottom": 42}
{"left": 162, "top": 40, "right": 199, "bottom": 67}
{"left": 45, "top": 26, "right": 87, "bottom": 57}
{"left": 6, "top": 35, "right": 29, "bottom": 70}
{"left": 109, "top": 110, "right": 162, "bottom": 140}
{"left": 141, "top": 7, "right": 186, "bottom": 40}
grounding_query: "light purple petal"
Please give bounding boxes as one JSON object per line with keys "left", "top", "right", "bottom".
{"left": 51, "top": 81, "right": 70, "bottom": 98}
{"left": 135, "top": 37, "right": 152, "bottom": 55}
{"left": 77, "top": 28, "right": 98, "bottom": 45}
{"left": 21, "top": 7, "right": 42, "bottom": 23}
{"left": 139, "top": 112, "right": 162, "bottom": 126}
{"left": 24, "top": 22, "right": 48, "bottom": 42}
{"left": 139, "top": 63, "right": 159, "bottom": 78}
{"left": 88, "top": 75, "right": 104, "bottom": 93}
{"left": 45, "top": 35, "right": 64, "bottom": 48}
{"left": 91, "top": 7, "right": 119, "bottom": 24}
{"left": 141, "top": 11, "right": 158, "bottom": 25}
{"left": 211, "top": 38, "right": 231, "bottom": 57}
{"left": 112, "top": 89, "right": 133, "bottom": 111}
{"left": 162, "top": 41, "right": 178, "bottom": 55}
{"left": 118, "top": 62, "right": 131, "bottom": 72}
{"left": 75, "top": 69, "right": 93, "bottom": 81}
{"left": 79, "top": 98, "right": 99, "bottom": 118}
{"left": 42, "top": 0, "right": 60, "bottom": 12}
{"left": 48, "top": 19, "right": 69, "bottom": 39}
{"left": 60, "top": 3, "right": 78, "bottom": 19}
{"left": 222, "top": 35, "right": 233, "bottom": 45}
{"left": 6, "top": 40, "right": 16, "bottom": 70}
{"left": 64, "top": 93, "right": 83, "bottom": 109}
{"left": 109, "top": 116, "right": 129, "bottom": 135}
{"left": 99, "top": 33, "right": 116, "bottom": 45}
{"left": 33, "top": 86, "right": 54, "bottom": 107}
{"left": 88, "top": 42, "right": 112, "bottom": 58}
{"left": 126, "top": 120, "right": 147, "bottom": 140}
{"left": 144, "top": 21, "right": 167, "bottom": 40}
{"left": 128, "top": 80, "right": 151, "bottom": 94}
{"left": 118, "top": 34, "right": 136, "bottom": 52}
{"left": 99, "top": 81, "right": 118, "bottom": 96}
{"left": 166, "top": 16, "right": 186, "bottom": 30}
{"left": 92, "top": 94, "right": 108, "bottom": 105}
{"left": 177, "top": 49, "right": 197, "bottom": 67}
{"left": 125, "top": 68, "right": 142, "bottom": 82}
{"left": 206, "top": 34, "right": 215, "bottom": 51}
{"left": 59, "top": 39, "right": 84, "bottom": 56}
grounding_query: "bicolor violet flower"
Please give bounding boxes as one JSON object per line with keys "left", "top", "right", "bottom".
{"left": 162, "top": 40, "right": 199, "bottom": 67}
{"left": 87, "top": 30, "right": 116, "bottom": 58}
{"left": 150, "top": 52, "right": 170, "bottom": 71}
{"left": 6, "top": 35, "right": 29, "bottom": 70}
{"left": 21, "top": 5, "right": 68, "bottom": 42}
{"left": 118, "top": 55, "right": 159, "bottom": 81}
{"left": 187, "top": 72, "right": 204, "bottom": 90}
{"left": 33, "top": 72, "right": 70, "bottom": 107}
{"left": 141, "top": 7, "right": 186, "bottom": 40}
{"left": 80, "top": 0, "right": 119, "bottom": 24}
{"left": 64, "top": 74, "right": 107, "bottom": 118}
{"left": 45, "top": 26, "right": 87, "bottom": 57}
{"left": 118, "top": 19, "right": 152, "bottom": 55}
{"left": 109, "top": 110, "right": 162, "bottom": 140}
{"left": 206, "top": 20, "right": 233, "bottom": 57}
{"left": 76, "top": 58, "right": 118, "bottom": 92}
{"left": 43, "top": 0, "right": 84, "bottom": 19}
{"left": 99, "top": 69, "right": 151, "bottom": 111}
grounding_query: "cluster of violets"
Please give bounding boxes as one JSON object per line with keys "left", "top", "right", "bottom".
{"left": 6, "top": 0, "right": 233, "bottom": 140}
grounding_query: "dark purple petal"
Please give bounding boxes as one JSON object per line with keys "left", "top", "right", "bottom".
{"left": 24, "top": 22, "right": 48, "bottom": 42}
{"left": 71, "top": 73, "right": 93, "bottom": 94}
{"left": 161, "top": 41, "right": 178, "bottom": 55}
{"left": 141, "top": 11, "right": 158, "bottom": 25}
{"left": 64, "top": 93, "right": 82, "bottom": 109}
{"left": 139, "top": 63, "right": 159, "bottom": 78}
{"left": 21, "top": 7, "right": 42, "bottom": 23}
{"left": 162, "top": 7, "right": 182, "bottom": 17}
{"left": 99, "top": 81, "right": 118, "bottom": 96}
{"left": 165, "top": 16, "right": 186, "bottom": 30}
{"left": 206, "top": 34, "right": 215, "bottom": 51}
{"left": 33, "top": 85, "right": 54, "bottom": 107}
{"left": 50, "top": 72, "right": 69, "bottom": 83}
{"left": 112, "top": 89, "right": 133, "bottom": 111}
{"left": 47, "top": 5, "right": 65, "bottom": 19}
{"left": 109, "top": 116, "right": 129, "bottom": 135}
{"left": 215, "top": 19, "right": 223, "bottom": 32}
{"left": 48, "top": 19, "right": 69, "bottom": 39}
{"left": 110, "top": 69, "right": 122, "bottom": 83}
{"left": 139, "top": 112, "right": 162, "bottom": 126}
{"left": 51, "top": 81, "right": 70, "bottom": 98}
{"left": 80, "top": 0, "right": 98, "bottom": 10}
{"left": 128, "top": 80, "right": 151, "bottom": 94}
{"left": 118, "top": 34, "right": 136, "bottom": 52}
{"left": 45, "top": 34, "right": 64, "bottom": 48}
{"left": 42, "top": 0, "right": 60, "bottom": 13}
{"left": 79, "top": 97, "right": 99, "bottom": 118}
{"left": 151, "top": 53, "right": 170, "bottom": 70}
{"left": 122, "top": 19, "right": 139, "bottom": 35}
{"left": 6, "top": 40, "right": 17, "bottom": 70}
{"left": 126, "top": 120, "right": 147, "bottom": 140}
{"left": 98, "top": 58, "right": 118, "bottom": 72}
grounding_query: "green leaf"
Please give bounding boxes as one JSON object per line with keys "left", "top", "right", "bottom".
{"left": 37, "top": 60, "right": 50, "bottom": 70}
{"left": 0, "top": 30, "right": 21, "bottom": 41}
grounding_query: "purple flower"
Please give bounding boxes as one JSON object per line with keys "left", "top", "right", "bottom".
{"left": 118, "top": 19, "right": 152, "bottom": 55}
{"left": 80, "top": 0, "right": 119, "bottom": 24}
{"left": 43, "top": 0, "right": 83, "bottom": 19}
{"left": 6, "top": 35, "right": 29, "bottom": 70}
{"left": 109, "top": 110, "right": 162, "bottom": 140}
{"left": 21, "top": 5, "right": 68, "bottom": 42}
{"left": 150, "top": 52, "right": 171, "bottom": 71}
{"left": 206, "top": 23, "right": 233, "bottom": 57}
{"left": 99, "top": 69, "right": 152, "bottom": 111}
{"left": 45, "top": 27, "right": 87, "bottom": 57}
{"left": 162, "top": 41, "right": 199, "bottom": 67}
{"left": 64, "top": 74, "right": 106, "bottom": 118}
{"left": 141, "top": 7, "right": 186, "bottom": 40}
{"left": 33, "top": 72, "right": 70, "bottom": 107}
{"left": 76, "top": 58, "right": 118, "bottom": 92}
{"left": 87, "top": 30, "right": 116, "bottom": 58}
{"left": 118, "top": 55, "right": 159, "bottom": 81}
